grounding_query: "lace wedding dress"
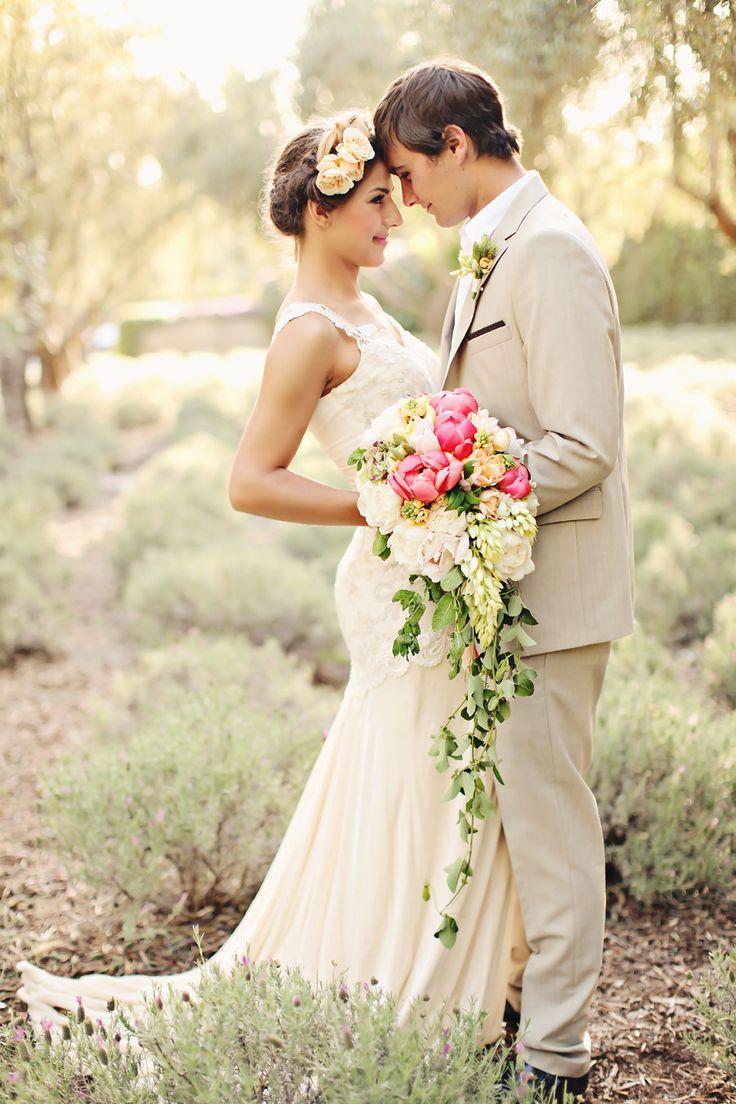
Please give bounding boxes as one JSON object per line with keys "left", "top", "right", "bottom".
{"left": 17, "top": 303, "right": 525, "bottom": 1049}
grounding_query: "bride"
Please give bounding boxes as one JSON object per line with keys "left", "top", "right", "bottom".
{"left": 17, "top": 110, "right": 526, "bottom": 1054}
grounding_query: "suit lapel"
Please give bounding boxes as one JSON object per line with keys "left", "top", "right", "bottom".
{"left": 440, "top": 172, "right": 550, "bottom": 388}
{"left": 439, "top": 280, "right": 458, "bottom": 369}
{"left": 445, "top": 243, "right": 509, "bottom": 371}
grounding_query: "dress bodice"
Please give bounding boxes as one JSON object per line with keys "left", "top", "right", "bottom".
{"left": 272, "top": 301, "right": 441, "bottom": 487}
{"left": 272, "top": 301, "right": 448, "bottom": 695}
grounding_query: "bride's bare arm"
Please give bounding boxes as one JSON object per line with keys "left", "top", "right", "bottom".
{"left": 228, "top": 315, "right": 367, "bottom": 526}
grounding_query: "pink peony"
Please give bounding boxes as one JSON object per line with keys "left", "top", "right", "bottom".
{"left": 496, "top": 462, "right": 531, "bottom": 499}
{"left": 434, "top": 410, "right": 476, "bottom": 460}
{"left": 429, "top": 387, "right": 478, "bottom": 418}
{"left": 388, "top": 451, "right": 464, "bottom": 503}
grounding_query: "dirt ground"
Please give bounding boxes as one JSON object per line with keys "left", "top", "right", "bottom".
{"left": 1, "top": 444, "right": 734, "bottom": 1103}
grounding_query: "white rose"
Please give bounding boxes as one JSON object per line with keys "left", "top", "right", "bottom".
{"left": 388, "top": 518, "right": 427, "bottom": 571}
{"left": 357, "top": 479, "right": 403, "bottom": 534}
{"left": 490, "top": 426, "right": 514, "bottom": 452}
{"left": 406, "top": 414, "right": 440, "bottom": 453}
{"left": 361, "top": 400, "right": 405, "bottom": 446}
{"left": 425, "top": 505, "right": 468, "bottom": 538}
{"left": 495, "top": 531, "right": 535, "bottom": 582}
{"left": 470, "top": 409, "right": 500, "bottom": 435}
{"left": 420, "top": 529, "right": 471, "bottom": 582}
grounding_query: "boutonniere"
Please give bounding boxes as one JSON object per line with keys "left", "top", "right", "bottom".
{"left": 450, "top": 233, "right": 499, "bottom": 299}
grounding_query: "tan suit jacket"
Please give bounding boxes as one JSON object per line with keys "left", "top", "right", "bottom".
{"left": 440, "top": 172, "right": 635, "bottom": 656}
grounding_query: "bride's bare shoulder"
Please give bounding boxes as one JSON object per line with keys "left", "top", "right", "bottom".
{"left": 264, "top": 309, "right": 341, "bottom": 397}
{"left": 270, "top": 307, "right": 340, "bottom": 354}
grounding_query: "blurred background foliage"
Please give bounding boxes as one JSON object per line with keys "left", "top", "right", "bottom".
{"left": 1, "top": 0, "right": 734, "bottom": 428}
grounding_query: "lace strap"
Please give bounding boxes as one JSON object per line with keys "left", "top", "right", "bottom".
{"left": 273, "top": 302, "right": 372, "bottom": 348}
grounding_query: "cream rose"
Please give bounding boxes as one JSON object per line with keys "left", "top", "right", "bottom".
{"left": 417, "top": 506, "right": 471, "bottom": 582}
{"left": 316, "top": 152, "right": 363, "bottom": 194}
{"left": 316, "top": 166, "right": 355, "bottom": 195}
{"left": 357, "top": 479, "right": 403, "bottom": 534}
{"left": 388, "top": 518, "right": 427, "bottom": 571}
{"left": 361, "top": 400, "right": 405, "bottom": 445}
{"left": 339, "top": 126, "right": 375, "bottom": 163}
{"left": 472, "top": 451, "right": 508, "bottom": 486}
{"left": 477, "top": 488, "right": 505, "bottom": 519}
{"left": 405, "top": 413, "right": 441, "bottom": 453}
{"left": 495, "top": 531, "right": 535, "bottom": 582}
{"left": 469, "top": 409, "right": 500, "bottom": 435}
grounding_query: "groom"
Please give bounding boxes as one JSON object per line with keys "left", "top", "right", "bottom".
{"left": 374, "top": 61, "right": 635, "bottom": 1103}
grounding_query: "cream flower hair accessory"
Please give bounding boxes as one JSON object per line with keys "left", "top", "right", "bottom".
{"left": 316, "top": 125, "right": 376, "bottom": 196}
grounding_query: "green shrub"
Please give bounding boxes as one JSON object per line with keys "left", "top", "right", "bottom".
{"left": 622, "top": 324, "right": 736, "bottom": 368}
{"left": 41, "top": 638, "right": 338, "bottom": 915}
{"left": 122, "top": 538, "right": 345, "bottom": 665}
{"left": 682, "top": 946, "right": 736, "bottom": 1082}
{"left": 111, "top": 433, "right": 245, "bottom": 580}
{"left": 626, "top": 399, "right": 736, "bottom": 532}
{"left": 110, "top": 382, "right": 168, "bottom": 429}
{"left": 634, "top": 518, "right": 736, "bottom": 645}
{"left": 612, "top": 220, "right": 736, "bottom": 325}
{"left": 1, "top": 955, "right": 528, "bottom": 1103}
{"left": 702, "top": 593, "right": 736, "bottom": 707}
{"left": 9, "top": 398, "right": 118, "bottom": 508}
{"left": 271, "top": 521, "right": 353, "bottom": 582}
{"left": 0, "top": 487, "right": 70, "bottom": 664}
{"left": 94, "top": 633, "right": 337, "bottom": 741}
{"left": 163, "top": 385, "right": 250, "bottom": 449}
{"left": 590, "top": 628, "right": 736, "bottom": 902}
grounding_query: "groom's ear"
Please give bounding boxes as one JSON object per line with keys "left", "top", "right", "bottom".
{"left": 441, "top": 125, "right": 471, "bottom": 165}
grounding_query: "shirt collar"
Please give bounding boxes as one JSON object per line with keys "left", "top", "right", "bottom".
{"left": 460, "top": 170, "right": 537, "bottom": 254}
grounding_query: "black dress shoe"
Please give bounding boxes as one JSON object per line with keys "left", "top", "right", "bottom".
{"left": 508, "top": 1061, "right": 589, "bottom": 1103}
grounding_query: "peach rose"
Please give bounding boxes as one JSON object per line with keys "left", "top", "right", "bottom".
{"left": 471, "top": 451, "right": 508, "bottom": 487}
{"left": 477, "top": 488, "right": 506, "bottom": 519}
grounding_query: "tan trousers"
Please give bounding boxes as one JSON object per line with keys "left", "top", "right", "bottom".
{"left": 493, "top": 640, "right": 612, "bottom": 1079}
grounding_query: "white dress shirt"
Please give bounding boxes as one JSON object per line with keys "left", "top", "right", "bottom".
{"left": 453, "top": 170, "right": 537, "bottom": 333}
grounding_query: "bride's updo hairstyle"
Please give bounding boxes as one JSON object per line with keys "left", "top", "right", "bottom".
{"left": 264, "top": 110, "right": 384, "bottom": 239}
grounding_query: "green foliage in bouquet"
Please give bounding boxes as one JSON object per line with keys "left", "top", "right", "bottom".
{"left": 394, "top": 566, "right": 537, "bottom": 950}
{"left": 0, "top": 948, "right": 534, "bottom": 1103}
{"left": 40, "top": 637, "right": 338, "bottom": 920}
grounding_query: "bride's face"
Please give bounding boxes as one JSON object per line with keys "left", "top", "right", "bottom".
{"left": 384, "top": 138, "right": 470, "bottom": 228}
{"left": 322, "top": 160, "right": 403, "bottom": 267}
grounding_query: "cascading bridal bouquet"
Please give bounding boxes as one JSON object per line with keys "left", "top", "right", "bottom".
{"left": 347, "top": 387, "right": 540, "bottom": 950}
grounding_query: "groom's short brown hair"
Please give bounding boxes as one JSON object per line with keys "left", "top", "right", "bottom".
{"left": 373, "top": 59, "right": 521, "bottom": 161}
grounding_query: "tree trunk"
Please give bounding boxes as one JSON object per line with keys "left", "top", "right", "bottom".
{"left": 38, "top": 343, "right": 73, "bottom": 391}
{"left": 0, "top": 352, "right": 32, "bottom": 433}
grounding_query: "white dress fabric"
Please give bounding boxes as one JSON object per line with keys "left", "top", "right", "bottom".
{"left": 17, "top": 303, "right": 523, "bottom": 1050}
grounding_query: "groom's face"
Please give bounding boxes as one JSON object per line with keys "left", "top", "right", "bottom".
{"left": 385, "top": 138, "right": 469, "bottom": 228}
